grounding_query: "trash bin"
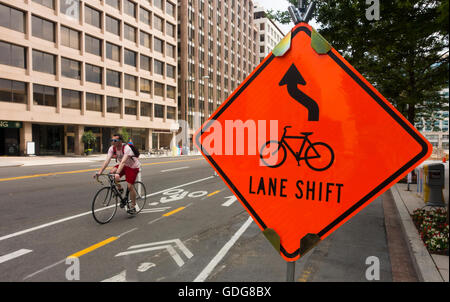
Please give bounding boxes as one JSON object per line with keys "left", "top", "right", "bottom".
{"left": 424, "top": 163, "right": 446, "bottom": 207}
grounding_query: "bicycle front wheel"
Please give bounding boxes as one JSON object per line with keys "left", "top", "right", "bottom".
{"left": 92, "top": 187, "right": 118, "bottom": 224}
{"left": 132, "top": 181, "right": 147, "bottom": 214}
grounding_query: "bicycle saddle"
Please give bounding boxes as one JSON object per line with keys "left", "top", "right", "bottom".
{"left": 301, "top": 132, "right": 313, "bottom": 136}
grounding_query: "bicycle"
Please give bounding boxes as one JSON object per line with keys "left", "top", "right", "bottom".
{"left": 259, "top": 126, "right": 334, "bottom": 171}
{"left": 92, "top": 173, "right": 147, "bottom": 224}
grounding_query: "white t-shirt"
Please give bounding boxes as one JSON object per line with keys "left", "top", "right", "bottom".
{"left": 107, "top": 144, "right": 141, "bottom": 169}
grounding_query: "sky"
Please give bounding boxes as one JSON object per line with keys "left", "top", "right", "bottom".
{"left": 254, "top": 0, "right": 320, "bottom": 35}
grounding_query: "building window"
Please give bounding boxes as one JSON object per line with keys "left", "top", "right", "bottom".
{"left": 107, "top": 96, "right": 121, "bottom": 113}
{"left": 140, "top": 78, "right": 151, "bottom": 94}
{"left": 140, "top": 54, "right": 151, "bottom": 72}
{"left": 32, "top": 15, "right": 55, "bottom": 42}
{"left": 124, "top": 74, "right": 137, "bottom": 91}
{"left": 140, "top": 31, "right": 151, "bottom": 49}
{"left": 125, "top": 99, "right": 137, "bottom": 115}
{"left": 61, "top": 57, "right": 81, "bottom": 79}
{"left": 140, "top": 7, "right": 151, "bottom": 26}
{"left": 62, "top": 89, "right": 81, "bottom": 109}
{"left": 85, "top": 5, "right": 102, "bottom": 28}
{"left": 86, "top": 93, "right": 102, "bottom": 111}
{"left": 166, "top": 64, "right": 175, "bottom": 79}
{"left": 124, "top": 0, "right": 136, "bottom": 18}
{"left": 167, "top": 106, "right": 176, "bottom": 119}
{"left": 166, "top": 22, "right": 175, "bottom": 38}
{"left": 107, "top": 69, "right": 121, "bottom": 88}
{"left": 60, "top": 26, "right": 80, "bottom": 49}
{"left": 106, "top": 42, "right": 120, "bottom": 62}
{"left": 85, "top": 64, "right": 102, "bottom": 84}
{"left": 154, "top": 82, "right": 164, "bottom": 97}
{"left": 33, "top": 84, "right": 56, "bottom": 107}
{"left": 124, "top": 49, "right": 137, "bottom": 67}
{"left": 154, "top": 104, "right": 164, "bottom": 118}
{"left": 32, "top": 50, "right": 55, "bottom": 74}
{"left": 59, "top": 0, "right": 80, "bottom": 21}
{"left": 153, "top": 0, "right": 163, "bottom": 10}
{"left": 0, "top": 41, "right": 26, "bottom": 69}
{"left": 106, "top": 15, "right": 120, "bottom": 36}
{"left": 33, "top": 0, "right": 55, "bottom": 9}
{"left": 167, "top": 85, "right": 175, "bottom": 99}
{"left": 0, "top": 3, "right": 25, "bottom": 33}
{"left": 166, "top": 2, "right": 175, "bottom": 17}
{"left": 154, "top": 37, "right": 164, "bottom": 54}
{"left": 105, "top": 0, "right": 120, "bottom": 9}
{"left": 0, "top": 78, "right": 27, "bottom": 104}
{"left": 154, "top": 15, "right": 164, "bottom": 33}
{"left": 85, "top": 35, "right": 102, "bottom": 56}
{"left": 166, "top": 43, "right": 175, "bottom": 58}
{"left": 154, "top": 59, "right": 164, "bottom": 76}
{"left": 124, "top": 23, "right": 137, "bottom": 42}
{"left": 140, "top": 102, "right": 152, "bottom": 117}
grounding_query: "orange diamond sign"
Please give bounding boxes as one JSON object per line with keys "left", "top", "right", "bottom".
{"left": 194, "top": 23, "right": 432, "bottom": 261}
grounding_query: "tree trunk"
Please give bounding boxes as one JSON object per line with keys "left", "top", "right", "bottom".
{"left": 407, "top": 104, "right": 416, "bottom": 125}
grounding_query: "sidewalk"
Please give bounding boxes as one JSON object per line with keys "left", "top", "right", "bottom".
{"left": 0, "top": 152, "right": 202, "bottom": 168}
{"left": 390, "top": 182, "right": 448, "bottom": 282}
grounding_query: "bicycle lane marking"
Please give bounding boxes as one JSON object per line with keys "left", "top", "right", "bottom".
{"left": 0, "top": 176, "right": 214, "bottom": 243}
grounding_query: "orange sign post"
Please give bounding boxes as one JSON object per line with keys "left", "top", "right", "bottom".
{"left": 195, "top": 23, "right": 432, "bottom": 262}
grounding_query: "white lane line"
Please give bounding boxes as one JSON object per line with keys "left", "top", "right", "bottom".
{"left": 161, "top": 166, "right": 189, "bottom": 173}
{"left": 193, "top": 216, "right": 254, "bottom": 282}
{"left": 0, "top": 176, "right": 214, "bottom": 243}
{"left": 0, "top": 249, "right": 33, "bottom": 264}
{"left": 221, "top": 196, "right": 238, "bottom": 207}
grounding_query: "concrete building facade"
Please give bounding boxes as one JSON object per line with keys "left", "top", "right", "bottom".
{"left": 177, "top": 0, "right": 259, "bottom": 148}
{"left": 253, "top": 4, "right": 284, "bottom": 64}
{"left": 0, "top": 0, "right": 178, "bottom": 156}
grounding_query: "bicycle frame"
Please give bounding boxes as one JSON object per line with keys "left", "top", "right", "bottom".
{"left": 96, "top": 174, "right": 129, "bottom": 205}
{"left": 280, "top": 132, "right": 316, "bottom": 163}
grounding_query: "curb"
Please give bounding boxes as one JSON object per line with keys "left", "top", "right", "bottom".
{"left": 0, "top": 163, "right": 24, "bottom": 168}
{"left": 390, "top": 185, "right": 443, "bottom": 282}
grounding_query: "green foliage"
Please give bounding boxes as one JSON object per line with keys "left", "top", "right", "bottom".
{"left": 267, "top": 0, "right": 449, "bottom": 124}
{"left": 120, "top": 127, "right": 130, "bottom": 143}
{"left": 82, "top": 130, "right": 96, "bottom": 148}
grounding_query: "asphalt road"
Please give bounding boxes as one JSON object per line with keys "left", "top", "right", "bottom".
{"left": 0, "top": 156, "right": 399, "bottom": 282}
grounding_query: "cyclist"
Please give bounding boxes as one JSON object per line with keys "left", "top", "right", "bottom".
{"left": 94, "top": 134, "right": 141, "bottom": 214}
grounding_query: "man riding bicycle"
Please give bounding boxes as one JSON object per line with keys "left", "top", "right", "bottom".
{"left": 94, "top": 134, "right": 141, "bottom": 214}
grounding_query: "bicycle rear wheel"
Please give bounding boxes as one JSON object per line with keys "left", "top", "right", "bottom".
{"left": 132, "top": 181, "right": 147, "bottom": 214}
{"left": 92, "top": 187, "right": 118, "bottom": 224}
{"left": 259, "top": 140, "right": 287, "bottom": 168}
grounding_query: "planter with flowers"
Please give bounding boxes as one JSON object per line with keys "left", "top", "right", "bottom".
{"left": 412, "top": 208, "right": 449, "bottom": 255}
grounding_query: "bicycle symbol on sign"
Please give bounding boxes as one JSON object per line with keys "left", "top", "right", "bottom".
{"left": 259, "top": 126, "right": 335, "bottom": 171}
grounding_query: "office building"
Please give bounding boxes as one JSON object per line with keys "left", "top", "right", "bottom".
{"left": 253, "top": 4, "right": 284, "bottom": 63}
{"left": 0, "top": 0, "right": 178, "bottom": 155}
{"left": 177, "top": 0, "right": 259, "bottom": 148}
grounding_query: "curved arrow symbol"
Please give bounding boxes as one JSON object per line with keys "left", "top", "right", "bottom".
{"left": 279, "top": 64, "right": 319, "bottom": 121}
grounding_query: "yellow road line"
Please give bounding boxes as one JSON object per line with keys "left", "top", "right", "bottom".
{"left": 207, "top": 190, "right": 221, "bottom": 197}
{"left": 68, "top": 237, "right": 118, "bottom": 259}
{"left": 163, "top": 207, "right": 186, "bottom": 217}
{"left": 0, "top": 158, "right": 203, "bottom": 182}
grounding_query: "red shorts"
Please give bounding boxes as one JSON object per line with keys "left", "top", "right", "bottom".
{"left": 114, "top": 165, "right": 140, "bottom": 184}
